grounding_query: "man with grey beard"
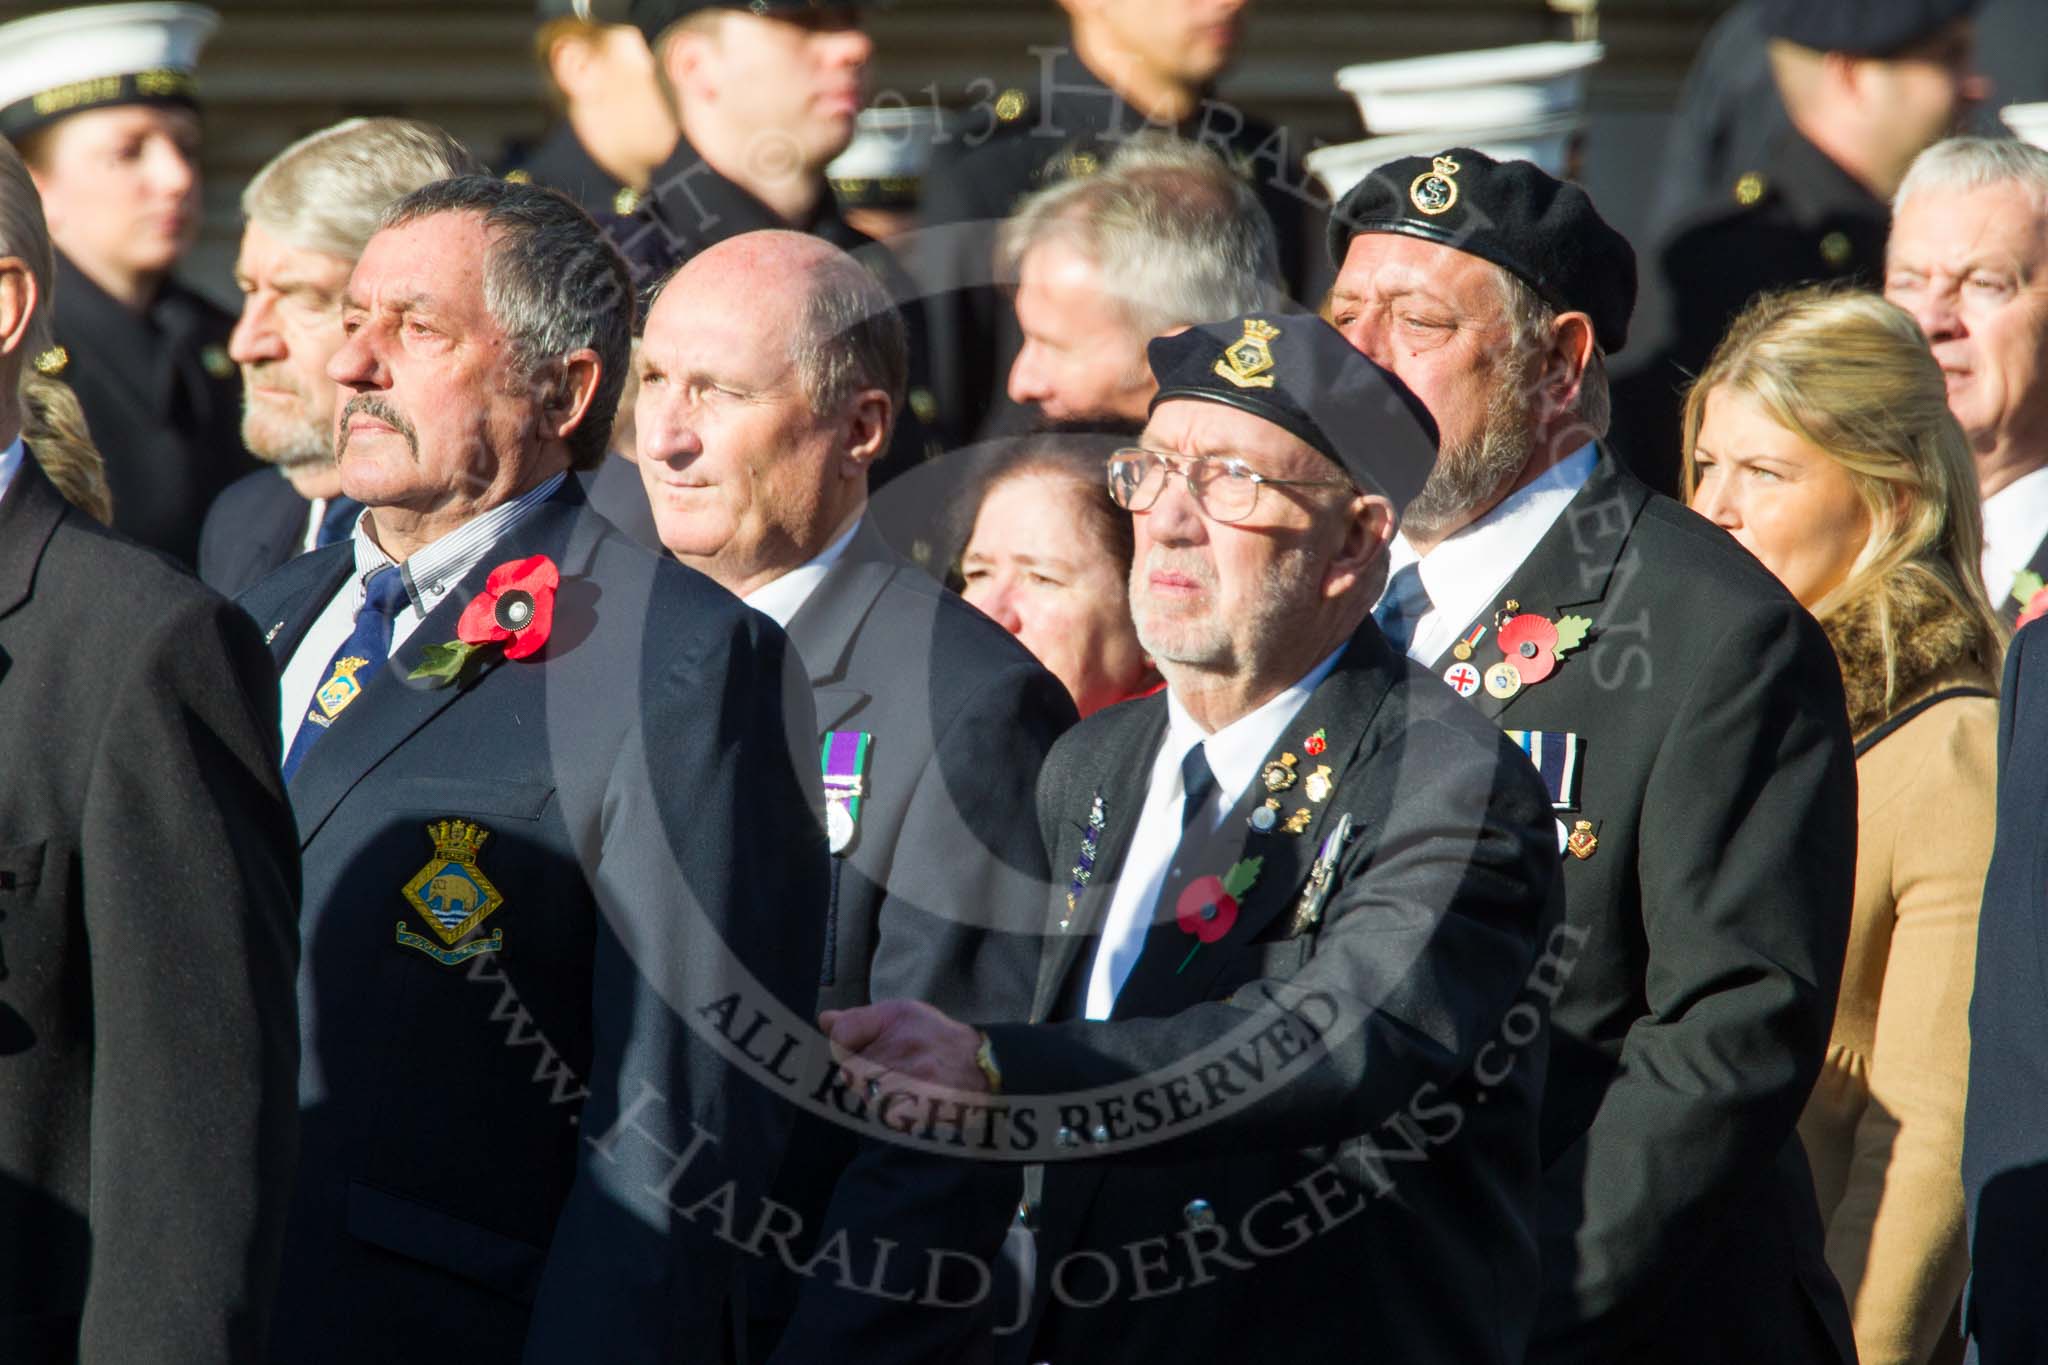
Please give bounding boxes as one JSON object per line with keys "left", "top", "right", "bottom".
{"left": 1327, "top": 147, "right": 1860, "bottom": 1365}
{"left": 198, "top": 118, "right": 481, "bottom": 597}
{"left": 823, "top": 308, "right": 1563, "bottom": 1363}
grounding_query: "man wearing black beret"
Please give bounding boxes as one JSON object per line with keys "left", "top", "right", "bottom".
{"left": 819, "top": 309, "right": 1566, "bottom": 1362}
{"left": 1328, "top": 148, "right": 1861, "bottom": 1365}
{"left": 1619, "top": 0, "right": 1989, "bottom": 493}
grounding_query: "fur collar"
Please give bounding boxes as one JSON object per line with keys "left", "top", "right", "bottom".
{"left": 1821, "top": 566, "right": 1999, "bottom": 739}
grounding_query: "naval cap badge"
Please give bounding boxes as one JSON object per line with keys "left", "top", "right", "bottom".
{"left": 1410, "top": 154, "right": 1461, "bottom": 217}
{"left": 1215, "top": 318, "right": 1281, "bottom": 390}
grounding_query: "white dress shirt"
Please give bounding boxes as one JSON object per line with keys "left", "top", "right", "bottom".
{"left": 0, "top": 434, "right": 23, "bottom": 509}
{"left": 1083, "top": 646, "right": 1345, "bottom": 1020}
{"left": 1380, "top": 443, "right": 1597, "bottom": 665}
{"left": 279, "top": 472, "right": 567, "bottom": 755}
{"left": 740, "top": 515, "right": 861, "bottom": 629}
{"left": 1980, "top": 463, "right": 2048, "bottom": 608}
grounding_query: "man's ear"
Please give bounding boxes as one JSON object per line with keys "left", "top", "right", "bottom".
{"left": 842, "top": 387, "right": 891, "bottom": 477}
{"left": 541, "top": 349, "right": 604, "bottom": 445}
{"left": 0, "top": 259, "right": 39, "bottom": 362}
{"left": 547, "top": 31, "right": 595, "bottom": 103}
{"left": 1533, "top": 311, "right": 1596, "bottom": 430}
{"left": 662, "top": 25, "right": 713, "bottom": 103}
{"left": 1323, "top": 490, "right": 1397, "bottom": 603}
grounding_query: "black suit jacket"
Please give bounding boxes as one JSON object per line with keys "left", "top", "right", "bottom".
{"left": 754, "top": 518, "right": 1075, "bottom": 1363}
{"left": 987, "top": 618, "right": 1561, "bottom": 1364}
{"left": 238, "top": 480, "right": 827, "bottom": 1364}
{"left": 199, "top": 468, "right": 309, "bottom": 599}
{"left": 1420, "top": 452, "right": 1859, "bottom": 1364}
{"left": 1962, "top": 618, "right": 2048, "bottom": 1363}
{"left": 0, "top": 453, "right": 300, "bottom": 1364}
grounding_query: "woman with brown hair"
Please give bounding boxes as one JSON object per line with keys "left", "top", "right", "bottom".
{"left": 1686, "top": 285, "right": 2003, "bottom": 1365}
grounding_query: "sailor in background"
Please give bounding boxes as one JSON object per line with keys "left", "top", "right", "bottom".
{"left": 0, "top": 1, "right": 256, "bottom": 569}
{"left": 502, "top": 0, "right": 678, "bottom": 220}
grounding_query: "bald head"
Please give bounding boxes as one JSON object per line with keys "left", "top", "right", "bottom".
{"left": 633, "top": 229, "right": 903, "bottom": 596}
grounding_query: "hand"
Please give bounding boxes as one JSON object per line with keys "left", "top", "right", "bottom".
{"left": 818, "top": 998, "right": 989, "bottom": 1102}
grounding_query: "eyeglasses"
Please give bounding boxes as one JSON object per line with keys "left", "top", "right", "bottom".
{"left": 1106, "top": 448, "right": 1353, "bottom": 524}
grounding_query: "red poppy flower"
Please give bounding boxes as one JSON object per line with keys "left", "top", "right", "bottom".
{"left": 1496, "top": 613, "right": 1559, "bottom": 685}
{"left": 1175, "top": 876, "right": 1240, "bottom": 944}
{"left": 457, "top": 555, "right": 560, "bottom": 660}
{"left": 2021, "top": 587, "right": 2048, "bottom": 629}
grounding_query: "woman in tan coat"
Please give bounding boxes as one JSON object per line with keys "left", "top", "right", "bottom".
{"left": 1684, "top": 286, "right": 2005, "bottom": 1365}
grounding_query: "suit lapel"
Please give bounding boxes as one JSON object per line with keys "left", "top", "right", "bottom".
{"left": 1110, "top": 627, "right": 1397, "bottom": 1019}
{"left": 1427, "top": 448, "right": 1650, "bottom": 724}
{"left": 2001, "top": 527, "right": 2048, "bottom": 627}
{"left": 784, "top": 518, "right": 901, "bottom": 730}
{"left": 0, "top": 453, "right": 67, "bottom": 624}
{"left": 1030, "top": 706, "right": 1165, "bottom": 1024}
{"left": 261, "top": 549, "right": 354, "bottom": 673}
{"left": 286, "top": 484, "right": 595, "bottom": 846}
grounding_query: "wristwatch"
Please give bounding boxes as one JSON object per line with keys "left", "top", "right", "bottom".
{"left": 974, "top": 1030, "right": 1004, "bottom": 1094}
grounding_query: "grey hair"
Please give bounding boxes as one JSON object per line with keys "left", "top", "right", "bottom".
{"left": 381, "top": 176, "right": 634, "bottom": 470}
{"left": 0, "top": 137, "right": 55, "bottom": 378}
{"left": 1494, "top": 267, "right": 1612, "bottom": 439}
{"left": 1894, "top": 134, "right": 2048, "bottom": 216}
{"left": 244, "top": 118, "right": 484, "bottom": 262}
{"left": 998, "top": 131, "right": 1281, "bottom": 338}
{"left": 790, "top": 248, "right": 908, "bottom": 421}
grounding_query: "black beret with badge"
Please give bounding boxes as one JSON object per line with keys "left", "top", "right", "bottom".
{"left": 1756, "top": 0, "right": 1983, "bottom": 58}
{"left": 1326, "top": 145, "right": 1637, "bottom": 356}
{"left": 1147, "top": 309, "right": 1441, "bottom": 515}
{"left": 0, "top": 2, "right": 217, "bottom": 141}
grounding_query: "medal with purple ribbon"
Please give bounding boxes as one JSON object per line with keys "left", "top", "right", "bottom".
{"left": 820, "top": 730, "right": 872, "bottom": 854}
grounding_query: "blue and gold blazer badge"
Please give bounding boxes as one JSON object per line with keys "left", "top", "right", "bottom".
{"left": 396, "top": 818, "right": 505, "bottom": 965}
{"left": 311, "top": 655, "right": 370, "bottom": 726}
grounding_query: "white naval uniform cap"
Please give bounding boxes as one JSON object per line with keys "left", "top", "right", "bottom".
{"left": 2002, "top": 103, "right": 2048, "bottom": 151}
{"left": 0, "top": 2, "right": 219, "bottom": 141}
{"left": 826, "top": 104, "right": 947, "bottom": 210}
{"left": 1335, "top": 41, "right": 1604, "bottom": 137}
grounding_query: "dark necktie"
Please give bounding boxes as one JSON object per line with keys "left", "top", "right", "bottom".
{"left": 1180, "top": 743, "right": 1218, "bottom": 834}
{"left": 282, "top": 566, "right": 410, "bottom": 781}
{"left": 1374, "top": 562, "right": 1432, "bottom": 656}
{"left": 315, "top": 496, "right": 364, "bottom": 549}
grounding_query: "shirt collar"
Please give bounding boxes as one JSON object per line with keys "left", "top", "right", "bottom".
{"left": 1388, "top": 442, "right": 1597, "bottom": 623}
{"left": 0, "top": 434, "right": 23, "bottom": 509}
{"left": 349, "top": 470, "right": 568, "bottom": 618}
{"left": 1163, "top": 644, "right": 1347, "bottom": 806}
{"left": 742, "top": 515, "right": 863, "bottom": 629}
{"left": 1980, "top": 462, "right": 2048, "bottom": 597}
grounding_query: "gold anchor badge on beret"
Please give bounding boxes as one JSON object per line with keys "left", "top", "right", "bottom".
{"left": 1216, "top": 318, "right": 1281, "bottom": 390}
{"left": 397, "top": 818, "right": 506, "bottom": 965}
{"left": 1410, "top": 154, "right": 1461, "bottom": 217}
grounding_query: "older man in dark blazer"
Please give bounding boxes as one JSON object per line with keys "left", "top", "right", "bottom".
{"left": 0, "top": 139, "right": 300, "bottom": 1364}
{"left": 826, "top": 309, "right": 1563, "bottom": 1363}
{"left": 632, "top": 227, "right": 1076, "bottom": 1362}
{"left": 1326, "top": 149, "right": 1860, "bottom": 1364}
{"left": 239, "top": 177, "right": 825, "bottom": 1365}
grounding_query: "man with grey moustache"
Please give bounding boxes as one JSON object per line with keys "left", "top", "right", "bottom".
{"left": 199, "top": 118, "right": 482, "bottom": 597}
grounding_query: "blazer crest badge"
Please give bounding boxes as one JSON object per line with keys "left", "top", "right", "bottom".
{"left": 396, "top": 818, "right": 506, "bottom": 965}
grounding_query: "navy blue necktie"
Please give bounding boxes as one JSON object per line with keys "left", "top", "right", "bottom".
{"left": 315, "top": 496, "right": 364, "bottom": 548}
{"left": 1375, "top": 562, "right": 1432, "bottom": 656}
{"left": 282, "top": 566, "right": 410, "bottom": 780}
{"left": 1180, "top": 743, "right": 1218, "bottom": 834}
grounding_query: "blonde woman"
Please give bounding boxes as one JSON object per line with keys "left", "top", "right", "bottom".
{"left": 1685, "top": 285, "right": 2003, "bottom": 1365}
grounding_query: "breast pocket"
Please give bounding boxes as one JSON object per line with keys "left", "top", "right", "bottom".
{"left": 385, "top": 777, "right": 556, "bottom": 822}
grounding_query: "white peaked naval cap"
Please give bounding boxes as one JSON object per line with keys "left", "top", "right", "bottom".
{"left": 0, "top": 3, "right": 219, "bottom": 139}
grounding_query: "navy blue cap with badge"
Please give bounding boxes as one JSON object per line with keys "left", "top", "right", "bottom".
{"left": 1327, "top": 145, "right": 1637, "bottom": 357}
{"left": 1757, "top": 0, "right": 1983, "bottom": 58}
{"left": 1146, "top": 309, "right": 1441, "bottom": 516}
{"left": 0, "top": 2, "right": 217, "bottom": 141}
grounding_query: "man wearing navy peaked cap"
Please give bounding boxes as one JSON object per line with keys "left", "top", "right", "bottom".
{"left": 1329, "top": 147, "right": 1862, "bottom": 1365}
{"left": 816, "top": 308, "right": 1565, "bottom": 1363}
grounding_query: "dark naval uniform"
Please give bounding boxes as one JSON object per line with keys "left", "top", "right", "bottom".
{"left": 504, "top": 122, "right": 645, "bottom": 221}
{"left": 916, "top": 48, "right": 1320, "bottom": 449}
{"left": 604, "top": 135, "right": 942, "bottom": 487}
{"left": 1613, "top": 125, "right": 1888, "bottom": 495}
{"left": 50, "top": 252, "right": 257, "bottom": 569}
